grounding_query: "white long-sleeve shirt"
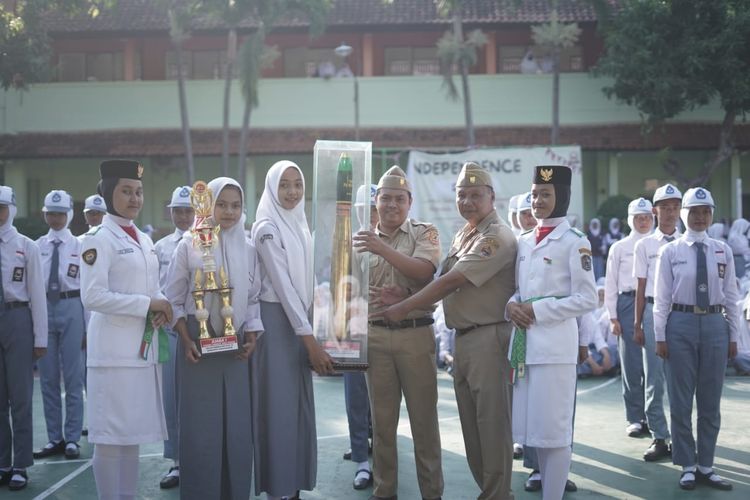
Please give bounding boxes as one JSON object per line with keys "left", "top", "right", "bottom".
{"left": 633, "top": 228, "right": 680, "bottom": 298}
{"left": 653, "top": 233, "right": 740, "bottom": 342}
{"left": 604, "top": 232, "right": 648, "bottom": 320}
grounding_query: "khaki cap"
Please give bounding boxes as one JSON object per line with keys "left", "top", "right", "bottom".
{"left": 456, "top": 162, "right": 493, "bottom": 188}
{"left": 377, "top": 165, "right": 411, "bottom": 192}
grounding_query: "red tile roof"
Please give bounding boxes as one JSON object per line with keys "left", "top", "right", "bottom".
{"left": 42, "top": 0, "right": 618, "bottom": 35}
{"left": 1, "top": 122, "right": 745, "bottom": 158}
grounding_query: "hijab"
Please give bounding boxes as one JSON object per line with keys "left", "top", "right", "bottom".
{"left": 0, "top": 190, "right": 18, "bottom": 243}
{"left": 588, "top": 218, "right": 601, "bottom": 238}
{"left": 183, "top": 177, "right": 250, "bottom": 334}
{"left": 252, "top": 160, "right": 313, "bottom": 309}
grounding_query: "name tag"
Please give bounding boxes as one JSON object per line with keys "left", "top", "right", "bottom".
{"left": 117, "top": 248, "right": 135, "bottom": 255}
{"left": 672, "top": 260, "right": 687, "bottom": 266}
{"left": 12, "top": 267, "right": 24, "bottom": 282}
{"left": 718, "top": 263, "right": 726, "bottom": 279}
{"left": 67, "top": 264, "right": 79, "bottom": 278}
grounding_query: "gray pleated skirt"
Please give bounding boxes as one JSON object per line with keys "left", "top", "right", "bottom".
{"left": 178, "top": 316, "right": 252, "bottom": 500}
{"left": 251, "top": 301, "right": 317, "bottom": 497}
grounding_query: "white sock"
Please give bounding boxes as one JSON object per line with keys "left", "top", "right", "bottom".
{"left": 529, "top": 471, "right": 541, "bottom": 481}
{"left": 356, "top": 460, "right": 370, "bottom": 472}
{"left": 537, "top": 446, "right": 572, "bottom": 500}
{"left": 682, "top": 465, "right": 696, "bottom": 473}
{"left": 697, "top": 465, "right": 713, "bottom": 475}
{"left": 92, "top": 444, "right": 139, "bottom": 500}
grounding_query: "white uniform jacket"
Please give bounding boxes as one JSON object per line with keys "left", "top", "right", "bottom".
{"left": 80, "top": 215, "right": 166, "bottom": 367}
{"left": 154, "top": 229, "right": 183, "bottom": 291}
{"left": 507, "top": 220, "right": 598, "bottom": 364}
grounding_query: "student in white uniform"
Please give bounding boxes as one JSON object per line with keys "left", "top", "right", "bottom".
{"left": 34, "top": 190, "right": 86, "bottom": 461}
{"left": 632, "top": 183, "right": 682, "bottom": 462}
{"left": 516, "top": 191, "right": 537, "bottom": 232}
{"left": 251, "top": 161, "right": 334, "bottom": 500}
{"left": 0, "top": 186, "right": 48, "bottom": 491}
{"left": 653, "top": 187, "right": 738, "bottom": 491}
{"left": 82, "top": 194, "right": 107, "bottom": 230}
{"left": 506, "top": 165, "right": 597, "bottom": 500}
{"left": 80, "top": 160, "right": 173, "bottom": 500}
{"left": 508, "top": 194, "right": 522, "bottom": 236}
{"left": 165, "top": 177, "right": 261, "bottom": 500}
{"left": 154, "top": 185, "right": 194, "bottom": 489}
{"left": 605, "top": 198, "right": 654, "bottom": 438}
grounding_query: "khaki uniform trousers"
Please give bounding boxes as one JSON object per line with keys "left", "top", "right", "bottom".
{"left": 366, "top": 324, "right": 444, "bottom": 499}
{"left": 453, "top": 323, "right": 514, "bottom": 500}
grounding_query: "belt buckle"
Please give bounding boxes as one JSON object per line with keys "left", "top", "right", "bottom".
{"left": 693, "top": 305, "right": 707, "bottom": 315}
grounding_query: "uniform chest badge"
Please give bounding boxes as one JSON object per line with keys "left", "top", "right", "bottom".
{"left": 82, "top": 249, "right": 97, "bottom": 265}
{"left": 581, "top": 255, "right": 592, "bottom": 271}
{"left": 718, "top": 263, "right": 726, "bottom": 279}
{"left": 67, "top": 263, "right": 79, "bottom": 278}
{"left": 543, "top": 257, "right": 552, "bottom": 265}
{"left": 12, "top": 267, "right": 24, "bottom": 282}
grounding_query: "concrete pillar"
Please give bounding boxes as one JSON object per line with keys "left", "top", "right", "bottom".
{"left": 731, "top": 152, "right": 741, "bottom": 219}
{"left": 5, "top": 162, "right": 28, "bottom": 217}
{"left": 485, "top": 31, "right": 497, "bottom": 74}
{"left": 124, "top": 39, "right": 136, "bottom": 81}
{"left": 362, "top": 33, "right": 374, "bottom": 77}
{"left": 608, "top": 153, "right": 619, "bottom": 198}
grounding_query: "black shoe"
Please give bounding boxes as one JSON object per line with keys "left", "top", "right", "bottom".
{"left": 160, "top": 466, "right": 180, "bottom": 489}
{"left": 64, "top": 442, "right": 80, "bottom": 459}
{"left": 679, "top": 471, "right": 696, "bottom": 490}
{"left": 0, "top": 469, "right": 11, "bottom": 487}
{"left": 643, "top": 439, "right": 670, "bottom": 462}
{"left": 695, "top": 470, "right": 733, "bottom": 491}
{"left": 8, "top": 469, "right": 28, "bottom": 491}
{"left": 343, "top": 449, "right": 352, "bottom": 460}
{"left": 565, "top": 479, "right": 577, "bottom": 492}
{"left": 368, "top": 495, "right": 397, "bottom": 500}
{"left": 353, "top": 469, "right": 373, "bottom": 490}
{"left": 81, "top": 428, "right": 89, "bottom": 437}
{"left": 524, "top": 470, "right": 542, "bottom": 492}
{"left": 33, "top": 440, "right": 65, "bottom": 459}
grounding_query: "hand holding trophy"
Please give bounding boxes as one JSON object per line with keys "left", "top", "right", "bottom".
{"left": 190, "top": 180, "right": 239, "bottom": 354}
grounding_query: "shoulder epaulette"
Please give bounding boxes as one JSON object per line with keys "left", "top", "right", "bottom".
{"left": 569, "top": 228, "right": 585, "bottom": 238}
{"left": 85, "top": 226, "right": 102, "bottom": 236}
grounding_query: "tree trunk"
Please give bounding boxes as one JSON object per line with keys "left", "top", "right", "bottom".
{"left": 453, "top": 13, "right": 475, "bottom": 148}
{"left": 222, "top": 28, "right": 237, "bottom": 177}
{"left": 237, "top": 96, "right": 252, "bottom": 199}
{"left": 551, "top": 46, "right": 560, "bottom": 145}
{"left": 174, "top": 40, "right": 195, "bottom": 185}
{"left": 662, "top": 108, "right": 736, "bottom": 188}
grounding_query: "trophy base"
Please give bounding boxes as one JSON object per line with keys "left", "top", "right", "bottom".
{"left": 332, "top": 361, "right": 368, "bottom": 372}
{"left": 199, "top": 335, "right": 239, "bottom": 355}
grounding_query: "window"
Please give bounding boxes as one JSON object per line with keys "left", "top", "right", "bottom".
{"left": 57, "top": 52, "right": 125, "bottom": 81}
{"left": 384, "top": 47, "right": 440, "bottom": 76}
{"left": 166, "top": 50, "right": 234, "bottom": 80}
{"left": 498, "top": 45, "right": 584, "bottom": 73}
{"left": 283, "top": 47, "right": 348, "bottom": 78}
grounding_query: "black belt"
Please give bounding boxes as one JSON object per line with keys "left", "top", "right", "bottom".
{"left": 3, "top": 301, "right": 29, "bottom": 309}
{"left": 620, "top": 290, "right": 636, "bottom": 297}
{"left": 60, "top": 290, "right": 81, "bottom": 299}
{"left": 671, "top": 303, "right": 724, "bottom": 315}
{"left": 369, "top": 317, "right": 434, "bottom": 330}
{"left": 456, "top": 322, "right": 502, "bottom": 336}
{"left": 646, "top": 296, "right": 654, "bottom": 304}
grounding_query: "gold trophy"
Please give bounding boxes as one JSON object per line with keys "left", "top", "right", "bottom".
{"left": 330, "top": 153, "right": 353, "bottom": 341}
{"left": 189, "top": 181, "right": 239, "bottom": 354}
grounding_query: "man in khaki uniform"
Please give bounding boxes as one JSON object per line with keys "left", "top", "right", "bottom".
{"left": 381, "top": 162, "right": 517, "bottom": 499}
{"left": 353, "top": 166, "right": 443, "bottom": 500}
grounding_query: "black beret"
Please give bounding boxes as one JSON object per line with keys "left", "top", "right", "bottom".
{"left": 532, "top": 165, "right": 571, "bottom": 186}
{"left": 100, "top": 159, "right": 144, "bottom": 180}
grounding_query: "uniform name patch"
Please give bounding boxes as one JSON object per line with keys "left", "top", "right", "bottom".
{"left": 260, "top": 234, "right": 273, "bottom": 244}
{"left": 82, "top": 249, "right": 97, "bottom": 265}
{"left": 117, "top": 248, "right": 135, "bottom": 255}
{"left": 67, "top": 263, "right": 79, "bottom": 278}
{"left": 12, "top": 267, "right": 24, "bottom": 282}
{"left": 718, "top": 263, "right": 726, "bottom": 279}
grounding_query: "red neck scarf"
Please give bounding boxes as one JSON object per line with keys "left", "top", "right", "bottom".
{"left": 120, "top": 224, "right": 139, "bottom": 243}
{"left": 535, "top": 225, "right": 555, "bottom": 245}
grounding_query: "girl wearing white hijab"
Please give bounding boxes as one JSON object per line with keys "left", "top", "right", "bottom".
{"left": 603, "top": 217, "right": 623, "bottom": 259}
{"left": 727, "top": 218, "right": 750, "bottom": 278}
{"left": 586, "top": 217, "right": 606, "bottom": 279}
{"left": 0, "top": 186, "right": 48, "bottom": 491}
{"left": 250, "top": 161, "right": 333, "bottom": 500}
{"left": 164, "top": 177, "right": 262, "bottom": 499}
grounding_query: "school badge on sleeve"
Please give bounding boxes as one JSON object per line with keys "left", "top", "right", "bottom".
{"left": 579, "top": 247, "right": 592, "bottom": 272}
{"left": 82, "top": 249, "right": 97, "bottom": 265}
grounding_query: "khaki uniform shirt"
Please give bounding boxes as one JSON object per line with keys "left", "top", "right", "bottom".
{"left": 442, "top": 211, "right": 517, "bottom": 330}
{"left": 369, "top": 218, "right": 441, "bottom": 320}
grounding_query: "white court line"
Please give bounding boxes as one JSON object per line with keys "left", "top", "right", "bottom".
{"left": 577, "top": 375, "right": 619, "bottom": 395}
{"left": 34, "top": 461, "right": 92, "bottom": 500}
{"left": 36, "top": 380, "right": 615, "bottom": 496}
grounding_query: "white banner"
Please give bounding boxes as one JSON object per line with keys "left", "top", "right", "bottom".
{"left": 406, "top": 146, "right": 583, "bottom": 254}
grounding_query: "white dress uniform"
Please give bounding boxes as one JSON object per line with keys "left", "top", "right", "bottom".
{"left": 508, "top": 219, "right": 598, "bottom": 448}
{"left": 653, "top": 188, "right": 739, "bottom": 481}
{"left": 80, "top": 214, "right": 168, "bottom": 445}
